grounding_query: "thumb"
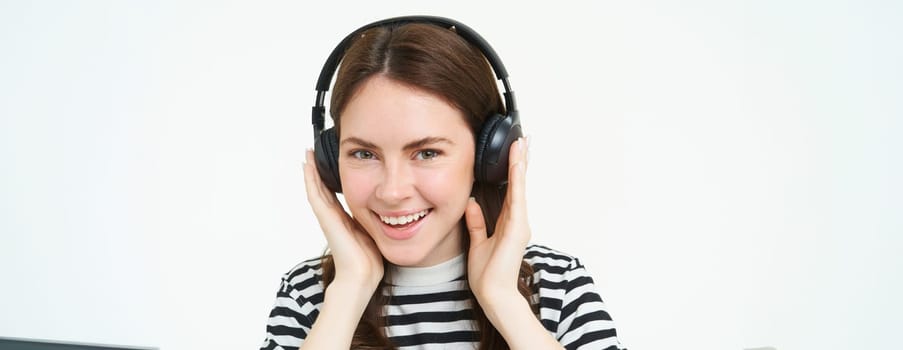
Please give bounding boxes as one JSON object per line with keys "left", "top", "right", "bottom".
{"left": 464, "top": 197, "right": 488, "bottom": 247}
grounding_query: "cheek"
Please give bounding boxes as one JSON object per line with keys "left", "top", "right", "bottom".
{"left": 416, "top": 161, "right": 475, "bottom": 203}
{"left": 339, "top": 169, "right": 376, "bottom": 209}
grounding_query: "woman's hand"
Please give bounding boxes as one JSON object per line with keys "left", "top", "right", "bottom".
{"left": 303, "top": 149, "right": 384, "bottom": 292}
{"left": 465, "top": 137, "right": 531, "bottom": 303}
{"left": 465, "top": 138, "right": 564, "bottom": 349}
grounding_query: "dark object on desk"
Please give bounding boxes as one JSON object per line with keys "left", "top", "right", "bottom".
{"left": 0, "top": 336, "right": 156, "bottom": 350}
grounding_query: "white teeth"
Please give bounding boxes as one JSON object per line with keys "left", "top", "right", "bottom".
{"left": 380, "top": 209, "right": 429, "bottom": 226}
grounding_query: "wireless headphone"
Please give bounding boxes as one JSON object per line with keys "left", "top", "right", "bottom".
{"left": 312, "top": 15, "right": 522, "bottom": 194}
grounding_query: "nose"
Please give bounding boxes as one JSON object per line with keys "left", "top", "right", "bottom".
{"left": 375, "top": 159, "right": 414, "bottom": 203}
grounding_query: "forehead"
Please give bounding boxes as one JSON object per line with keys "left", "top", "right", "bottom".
{"left": 339, "top": 76, "right": 473, "bottom": 145}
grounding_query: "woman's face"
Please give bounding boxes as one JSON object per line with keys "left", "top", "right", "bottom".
{"left": 338, "top": 76, "right": 475, "bottom": 267}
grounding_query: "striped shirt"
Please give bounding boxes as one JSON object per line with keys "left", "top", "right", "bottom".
{"left": 260, "top": 244, "right": 625, "bottom": 350}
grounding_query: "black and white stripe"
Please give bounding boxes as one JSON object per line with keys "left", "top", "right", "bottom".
{"left": 260, "top": 245, "right": 625, "bottom": 350}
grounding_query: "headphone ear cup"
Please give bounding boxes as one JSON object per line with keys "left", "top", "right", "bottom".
{"left": 474, "top": 114, "right": 503, "bottom": 184}
{"left": 474, "top": 113, "right": 523, "bottom": 185}
{"left": 314, "top": 127, "right": 343, "bottom": 193}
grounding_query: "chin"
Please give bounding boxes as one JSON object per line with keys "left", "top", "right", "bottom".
{"left": 377, "top": 244, "right": 428, "bottom": 267}
{"left": 364, "top": 214, "right": 464, "bottom": 268}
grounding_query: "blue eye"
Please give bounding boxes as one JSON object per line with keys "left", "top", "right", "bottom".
{"left": 416, "top": 149, "right": 440, "bottom": 160}
{"left": 351, "top": 150, "right": 375, "bottom": 160}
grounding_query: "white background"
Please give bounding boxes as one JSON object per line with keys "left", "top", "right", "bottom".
{"left": 1, "top": 1, "right": 901, "bottom": 349}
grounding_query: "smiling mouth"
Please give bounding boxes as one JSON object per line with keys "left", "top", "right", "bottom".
{"left": 378, "top": 209, "right": 431, "bottom": 228}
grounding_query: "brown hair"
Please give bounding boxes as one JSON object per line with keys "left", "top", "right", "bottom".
{"left": 320, "top": 23, "right": 536, "bottom": 349}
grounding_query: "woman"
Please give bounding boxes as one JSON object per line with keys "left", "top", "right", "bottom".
{"left": 261, "top": 17, "right": 625, "bottom": 350}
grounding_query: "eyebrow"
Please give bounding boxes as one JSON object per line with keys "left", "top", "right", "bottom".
{"left": 340, "top": 136, "right": 455, "bottom": 151}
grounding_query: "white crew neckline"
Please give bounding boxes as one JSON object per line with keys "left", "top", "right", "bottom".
{"left": 387, "top": 254, "right": 465, "bottom": 287}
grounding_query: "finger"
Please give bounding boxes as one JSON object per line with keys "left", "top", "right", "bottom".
{"left": 302, "top": 149, "right": 323, "bottom": 207}
{"left": 305, "top": 150, "right": 332, "bottom": 201}
{"left": 303, "top": 149, "right": 341, "bottom": 218}
{"left": 304, "top": 150, "right": 353, "bottom": 246}
{"left": 464, "top": 197, "right": 488, "bottom": 247}
{"left": 506, "top": 137, "right": 528, "bottom": 211}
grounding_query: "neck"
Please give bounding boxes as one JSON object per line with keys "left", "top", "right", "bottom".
{"left": 387, "top": 253, "right": 465, "bottom": 287}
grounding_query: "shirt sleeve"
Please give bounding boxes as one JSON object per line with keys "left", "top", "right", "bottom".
{"left": 556, "top": 260, "right": 626, "bottom": 350}
{"left": 259, "top": 274, "right": 315, "bottom": 350}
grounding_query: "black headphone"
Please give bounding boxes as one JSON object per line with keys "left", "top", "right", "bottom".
{"left": 312, "top": 15, "right": 522, "bottom": 194}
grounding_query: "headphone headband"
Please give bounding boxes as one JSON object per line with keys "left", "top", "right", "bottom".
{"left": 312, "top": 15, "right": 516, "bottom": 137}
